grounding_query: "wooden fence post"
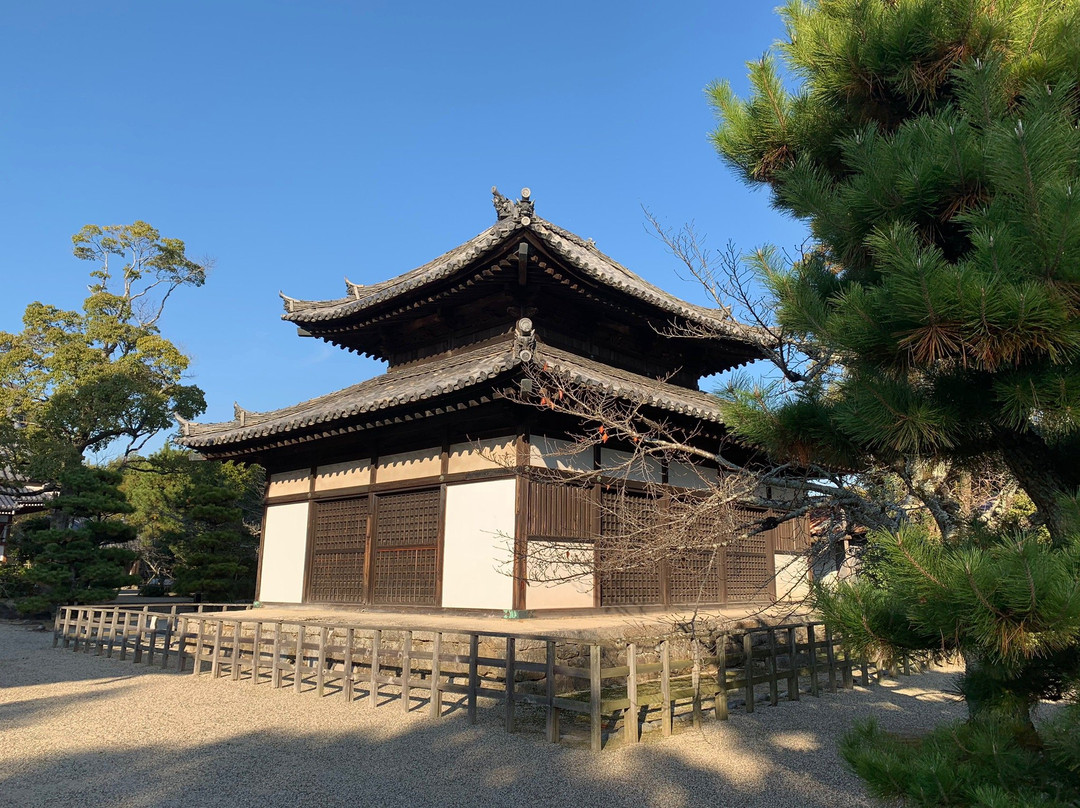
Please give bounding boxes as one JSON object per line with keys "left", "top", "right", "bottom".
{"left": 94, "top": 610, "right": 108, "bottom": 656}
{"left": 692, "top": 639, "right": 703, "bottom": 729}
{"left": 546, "top": 640, "right": 560, "bottom": 744}
{"left": 178, "top": 617, "right": 189, "bottom": 672}
{"left": 401, "top": 630, "right": 412, "bottom": 713}
{"left": 767, "top": 628, "right": 779, "bottom": 706}
{"left": 430, "top": 632, "right": 442, "bottom": 719}
{"left": 272, "top": 622, "right": 283, "bottom": 688}
{"left": 807, "top": 623, "right": 820, "bottom": 697}
{"left": 467, "top": 634, "right": 478, "bottom": 724}
{"left": 661, "top": 640, "right": 672, "bottom": 736}
{"left": 317, "top": 626, "right": 328, "bottom": 696}
{"left": 191, "top": 619, "right": 205, "bottom": 675}
{"left": 107, "top": 609, "right": 120, "bottom": 658}
{"left": 370, "top": 629, "right": 381, "bottom": 708}
{"left": 590, "top": 644, "right": 602, "bottom": 752}
{"left": 343, "top": 627, "right": 355, "bottom": 702}
{"left": 251, "top": 622, "right": 263, "bottom": 684}
{"left": 133, "top": 611, "right": 146, "bottom": 664}
{"left": 625, "top": 642, "right": 639, "bottom": 744}
{"left": 824, "top": 626, "right": 838, "bottom": 693}
{"left": 293, "top": 624, "right": 304, "bottom": 693}
{"left": 743, "top": 633, "right": 755, "bottom": 713}
{"left": 715, "top": 633, "right": 729, "bottom": 721}
{"left": 787, "top": 626, "right": 800, "bottom": 701}
{"left": 504, "top": 636, "right": 516, "bottom": 732}
{"left": 60, "top": 608, "right": 73, "bottom": 649}
{"left": 230, "top": 621, "right": 242, "bottom": 681}
{"left": 211, "top": 620, "right": 224, "bottom": 677}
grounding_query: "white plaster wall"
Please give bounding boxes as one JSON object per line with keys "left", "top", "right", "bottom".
{"left": 315, "top": 459, "right": 371, "bottom": 491}
{"left": 526, "top": 541, "right": 594, "bottom": 609}
{"left": 258, "top": 502, "right": 310, "bottom": 603}
{"left": 440, "top": 478, "right": 516, "bottom": 610}
{"left": 268, "top": 469, "right": 311, "bottom": 497}
{"left": 774, "top": 552, "right": 811, "bottom": 602}
{"left": 377, "top": 448, "right": 441, "bottom": 482}
{"left": 669, "top": 461, "right": 716, "bottom": 489}
{"left": 529, "top": 436, "right": 593, "bottom": 474}
{"left": 447, "top": 437, "right": 516, "bottom": 474}
{"left": 600, "top": 448, "right": 663, "bottom": 484}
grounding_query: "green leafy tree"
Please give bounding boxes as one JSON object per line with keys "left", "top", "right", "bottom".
{"left": 169, "top": 482, "right": 258, "bottom": 603}
{"left": 14, "top": 466, "right": 137, "bottom": 614}
{"left": 0, "top": 221, "right": 207, "bottom": 487}
{"left": 711, "top": 1, "right": 1080, "bottom": 804}
{"left": 121, "top": 445, "right": 264, "bottom": 590}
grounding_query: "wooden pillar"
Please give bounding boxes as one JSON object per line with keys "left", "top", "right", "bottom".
{"left": 401, "top": 630, "right": 412, "bottom": 713}
{"left": 743, "top": 633, "right": 755, "bottom": 713}
{"left": 504, "top": 637, "right": 516, "bottom": 732}
{"left": 467, "top": 634, "right": 479, "bottom": 724}
{"left": 370, "top": 629, "right": 381, "bottom": 708}
{"left": 343, "top": 627, "right": 355, "bottom": 702}
{"left": 294, "top": 624, "right": 304, "bottom": 693}
{"left": 625, "top": 643, "right": 639, "bottom": 745}
{"left": 807, "top": 623, "right": 820, "bottom": 697}
{"left": 546, "top": 640, "right": 560, "bottom": 744}
{"left": 715, "top": 634, "right": 729, "bottom": 720}
{"left": 787, "top": 626, "right": 800, "bottom": 701}
{"left": 430, "top": 632, "right": 442, "bottom": 719}
{"left": 661, "top": 641, "right": 672, "bottom": 736}
{"left": 590, "top": 644, "right": 602, "bottom": 752}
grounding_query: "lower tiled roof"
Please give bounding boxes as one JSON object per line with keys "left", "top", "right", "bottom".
{"left": 177, "top": 327, "right": 726, "bottom": 453}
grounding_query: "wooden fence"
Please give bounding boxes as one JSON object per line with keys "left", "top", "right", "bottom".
{"left": 53, "top": 604, "right": 907, "bottom": 751}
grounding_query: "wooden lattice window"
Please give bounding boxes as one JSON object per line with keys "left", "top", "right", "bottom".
{"left": 726, "top": 508, "right": 771, "bottom": 601}
{"left": 527, "top": 480, "right": 594, "bottom": 540}
{"left": 371, "top": 489, "right": 440, "bottom": 605}
{"left": 307, "top": 498, "right": 368, "bottom": 603}
{"left": 668, "top": 550, "right": 723, "bottom": 605}
{"left": 598, "top": 489, "right": 663, "bottom": 606}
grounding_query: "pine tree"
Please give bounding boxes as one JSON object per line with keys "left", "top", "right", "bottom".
{"left": 711, "top": 2, "right": 1080, "bottom": 803}
{"left": 13, "top": 466, "right": 137, "bottom": 614}
{"left": 170, "top": 483, "right": 257, "bottom": 603}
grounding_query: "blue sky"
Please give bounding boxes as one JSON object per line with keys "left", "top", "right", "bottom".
{"left": 1, "top": 2, "right": 808, "bottom": 454}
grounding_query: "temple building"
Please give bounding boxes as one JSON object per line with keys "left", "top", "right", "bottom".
{"left": 177, "top": 189, "right": 807, "bottom": 612}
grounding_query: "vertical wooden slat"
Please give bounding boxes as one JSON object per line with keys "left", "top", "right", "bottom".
{"left": 252, "top": 622, "right": 263, "bottom": 684}
{"left": 293, "top": 624, "right": 304, "bottom": 693}
{"left": 370, "top": 629, "right": 381, "bottom": 708}
{"left": 590, "top": 644, "right": 602, "bottom": 752}
{"left": 133, "top": 611, "right": 146, "bottom": 664}
{"left": 317, "top": 626, "right": 328, "bottom": 696}
{"left": 716, "top": 634, "right": 729, "bottom": 720}
{"left": 743, "top": 633, "right": 755, "bottom": 713}
{"left": 467, "top": 634, "right": 478, "bottom": 724}
{"left": 546, "top": 640, "right": 560, "bottom": 744}
{"left": 807, "top": 623, "right": 820, "bottom": 697}
{"left": 61, "top": 608, "right": 73, "bottom": 648}
{"left": 52, "top": 610, "right": 61, "bottom": 648}
{"left": 626, "top": 643, "right": 639, "bottom": 744}
{"left": 95, "top": 609, "right": 108, "bottom": 655}
{"left": 660, "top": 640, "right": 672, "bottom": 736}
{"left": 430, "top": 632, "right": 442, "bottom": 719}
{"left": 160, "top": 614, "right": 174, "bottom": 669}
{"left": 787, "top": 626, "right": 800, "bottom": 701}
{"left": 230, "top": 621, "right": 242, "bottom": 681}
{"left": 824, "top": 626, "right": 838, "bottom": 693}
{"left": 272, "top": 622, "right": 283, "bottom": 688}
{"left": 691, "top": 639, "right": 702, "bottom": 729}
{"left": 211, "top": 620, "right": 224, "bottom": 677}
{"left": 107, "top": 609, "right": 120, "bottom": 658}
{"left": 146, "top": 615, "right": 158, "bottom": 666}
{"left": 504, "top": 637, "right": 516, "bottom": 732}
{"left": 860, "top": 658, "right": 870, "bottom": 688}
{"left": 191, "top": 619, "right": 205, "bottom": 675}
{"left": 343, "top": 627, "right": 355, "bottom": 702}
{"left": 178, "top": 616, "right": 189, "bottom": 672}
{"left": 767, "top": 628, "right": 779, "bottom": 706}
{"left": 401, "top": 630, "right": 412, "bottom": 713}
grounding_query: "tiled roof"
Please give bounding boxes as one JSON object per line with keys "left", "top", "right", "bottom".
{"left": 177, "top": 323, "right": 726, "bottom": 452}
{"left": 280, "top": 189, "right": 758, "bottom": 345}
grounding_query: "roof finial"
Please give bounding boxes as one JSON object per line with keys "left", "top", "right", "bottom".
{"left": 233, "top": 402, "right": 249, "bottom": 426}
{"left": 492, "top": 186, "right": 514, "bottom": 220}
{"left": 279, "top": 291, "right": 299, "bottom": 313}
{"left": 172, "top": 412, "right": 192, "bottom": 437}
{"left": 518, "top": 187, "right": 534, "bottom": 221}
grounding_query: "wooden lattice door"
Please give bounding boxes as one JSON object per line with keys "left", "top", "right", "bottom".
{"left": 306, "top": 497, "right": 368, "bottom": 603}
{"left": 371, "top": 489, "right": 441, "bottom": 605}
{"left": 597, "top": 489, "right": 664, "bottom": 606}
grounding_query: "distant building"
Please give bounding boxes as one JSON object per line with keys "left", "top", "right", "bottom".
{"left": 178, "top": 190, "right": 808, "bottom": 612}
{"left": 0, "top": 469, "right": 53, "bottom": 563}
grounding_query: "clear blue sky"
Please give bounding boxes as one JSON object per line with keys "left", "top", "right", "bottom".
{"left": 1, "top": 2, "right": 807, "bottom": 454}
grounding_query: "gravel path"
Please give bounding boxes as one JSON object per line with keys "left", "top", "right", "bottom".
{"left": 0, "top": 619, "right": 965, "bottom": 808}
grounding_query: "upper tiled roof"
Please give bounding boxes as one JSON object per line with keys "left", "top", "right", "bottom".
{"left": 280, "top": 189, "right": 759, "bottom": 345}
{"left": 176, "top": 320, "right": 726, "bottom": 453}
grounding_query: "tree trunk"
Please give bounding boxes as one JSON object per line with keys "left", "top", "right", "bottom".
{"left": 992, "top": 426, "right": 1079, "bottom": 547}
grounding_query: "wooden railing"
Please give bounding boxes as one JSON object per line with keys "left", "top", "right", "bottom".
{"left": 53, "top": 605, "right": 910, "bottom": 751}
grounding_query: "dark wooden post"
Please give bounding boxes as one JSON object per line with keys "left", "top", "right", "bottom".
{"left": 251, "top": 622, "right": 263, "bottom": 684}
{"left": 546, "top": 640, "right": 560, "bottom": 744}
{"left": 716, "top": 633, "right": 729, "bottom": 721}
{"left": 691, "top": 639, "right": 703, "bottom": 729}
{"left": 824, "top": 626, "right": 838, "bottom": 693}
{"left": 504, "top": 636, "right": 516, "bottom": 732}
{"left": 467, "top": 634, "right": 479, "bottom": 724}
{"left": 660, "top": 640, "right": 672, "bottom": 736}
{"left": 293, "top": 624, "right": 304, "bottom": 693}
{"left": 230, "top": 621, "right": 242, "bottom": 681}
{"left": 743, "top": 633, "right": 755, "bottom": 713}
{"left": 590, "top": 644, "right": 602, "bottom": 752}
{"left": 787, "top": 626, "right": 800, "bottom": 701}
{"left": 191, "top": 619, "right": 205, "bottom": 675}
{"left": 806, "top": 623, "right": 820, "bottom": 697}
{"left": 317, "top": 626, "right": 328, "bottom": 696}
{"left": 626, "top": 642, "right": 639, "bottom": 744}
{"left": 178, "top": 616, "right": 189, "bottom": 672}
{"left": 60, "top": 608, "right": 73, "bottom": 649}
{"left": 767, "top": 628, "right": 779, "bottom": 706}
{"left": 95, "top": 609, "right": 108, "bottom": 656}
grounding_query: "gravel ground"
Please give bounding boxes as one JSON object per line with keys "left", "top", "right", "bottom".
{"left": 0, "top": 619, "right": 966, "bottom": 808}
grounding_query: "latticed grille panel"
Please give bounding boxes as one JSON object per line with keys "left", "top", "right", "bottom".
{"left": 371, "top": 489, "right": 440, "bottom": 606}
{"left": 599, "top": 489, "right": 663, "bottom": 606}
{"left": 725, "top": 528, "right": 770, "bottom": 601}
{"left": 527, "top": 480, "right": 594, "bottom": 540}
{"left": 372, "top": 548, "right": 438, "bottom": 604}
{"left": 307, "top": 498, "right": 368, "bottom": 603}
{"left": 375, "top": 490, "right": 440, "bottom": 547}
{"left": 668, "top": 550, "right": 723, "bottom": 605}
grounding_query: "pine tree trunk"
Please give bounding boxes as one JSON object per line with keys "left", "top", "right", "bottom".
{"left": 992, "top": 426, "right": 1079, "bottom": 548}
